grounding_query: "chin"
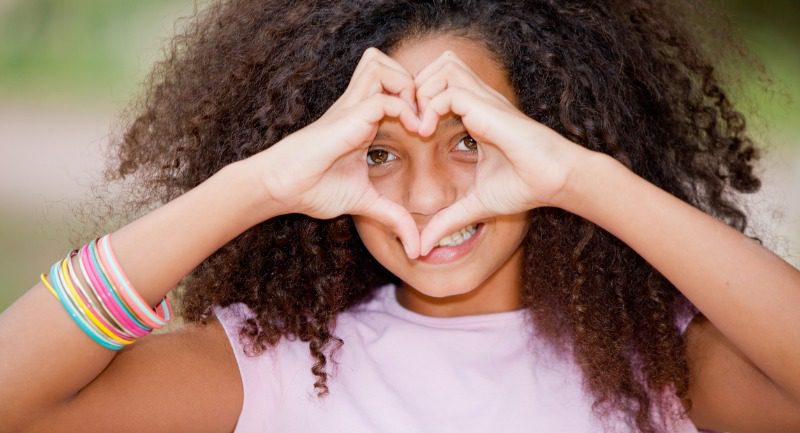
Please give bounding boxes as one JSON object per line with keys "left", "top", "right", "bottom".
{"left": 398, "top": 271, "right": 484, "bottom": 298}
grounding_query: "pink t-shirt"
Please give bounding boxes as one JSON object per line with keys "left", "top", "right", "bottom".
{"left": 213, "top": 283, "right": 707, "bottom": 433}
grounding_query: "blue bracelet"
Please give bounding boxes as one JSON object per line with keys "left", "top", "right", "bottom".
{"left": 48, "top": 257, "right": 123, "bottom": 351}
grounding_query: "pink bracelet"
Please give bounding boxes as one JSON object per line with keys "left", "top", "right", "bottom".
{"left": 63, "top": 249, "right": 135, "bottom": 342}
{"left": 79, "top": 242, "right": 151, "bottom": 337}
{"left": 68, "top": 249, "right": 130, "bottom": 336}
{"left": 97, "top": 234, "right": 172, "bottom": 329}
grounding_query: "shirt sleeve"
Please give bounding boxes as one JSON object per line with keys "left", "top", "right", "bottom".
{"left": 676, "top": 303, "right": 701, "bottom": 335}
{"left": 213, "top": 303, "right": 276, "bottom": 433}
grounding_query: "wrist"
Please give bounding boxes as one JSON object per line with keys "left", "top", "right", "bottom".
{"left": 212, "top": 159, "right": 289, "bottom": 228}
{"left": 550, "top": 149, "right": 628, "bottom": 217}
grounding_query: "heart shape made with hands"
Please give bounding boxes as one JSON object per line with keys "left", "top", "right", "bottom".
{"left": 360, "top": 48, "right": 579, "bottom": 260}
{"left": 375, "top": 52, "right": 535, "bottom": 259}
{"left": 261, "top": 46, "right": 577, "bottom": 261}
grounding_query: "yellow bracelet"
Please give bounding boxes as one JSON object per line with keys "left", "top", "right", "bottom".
{"left": 42, "top": 273, "right": 59, "bottom": 299}
{"left": 58, "top": 257, "right": 135, "bottom": 346}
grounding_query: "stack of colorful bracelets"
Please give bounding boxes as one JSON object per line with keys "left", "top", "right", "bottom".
{"left": 40, "top": 233, "right": 173, "bottom": 350}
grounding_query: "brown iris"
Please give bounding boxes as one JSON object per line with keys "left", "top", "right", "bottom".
{"left": 461, "top": 135, "right": 478, "bottom": 151}
{"left": 367, "top": 149, "right": 391, "bottom": 165}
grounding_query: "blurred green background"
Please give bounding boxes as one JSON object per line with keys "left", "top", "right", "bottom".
{"left": 1, "top": 0, "right": 799, "bottom": 313}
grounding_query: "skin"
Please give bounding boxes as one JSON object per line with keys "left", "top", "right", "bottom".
{"left": 350, "top": 33, "right": 800, "bottom": 430}
{"left": 352, "top": 35, "right": 530, "bottom": 317}
{"left": 2, "top": 33, "right": 800, "bottom": 433}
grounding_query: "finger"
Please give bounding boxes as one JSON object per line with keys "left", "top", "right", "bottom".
{"left": 348, "top": 49, "right": 418, "bottom": 113}
{"left": 414, "top": 51, "right": 456, "bottom": 113}
{"left": 414, "top": 51, "right": 509, "bottom": 111}
{"left": 348, "top": 62, "right": 417, "bottom": 113}
{"left": 352, "top": 47, "right": 411, "bottom": 86}
{"left": 374, "top": 52, "right": 422, "bottom": 111}
{"left": 414, "top": 75, "right": 447, "bottom": 119}
{"left": 358, "top": 194, "right": 420, "bottom": 259}
{"left": 419, "top": 86, "right": 491, "bottom": 139}
{"left": 413, "top": 54, "right": 453, "bottom": 114}
{"left": 419, "top": 193, "right": 492, "bottom": 256}
{"left": 414, "top": 68, "right": 488, "bottom": 117}
{"left": 326, "top": 93, "right": 419, "bottom": 159}
{"left": 416, "top": 61, "right": 483, "bottom": 101}
{"left": 350, "top": 47, "right": 399, "bottom": 86}
{"left": 356, "top": 93, "right": 420, "bottom": 135}
{"left": 413, "top": 50, "right": 465, "bottom": 88}
{"left": 414, "top": 51, "right": 488, "bottom": 94}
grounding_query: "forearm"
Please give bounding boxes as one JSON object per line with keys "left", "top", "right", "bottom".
{"left": 559, "top": 152, "right": 800, "bottom": 401}
{"left": 0, "top": 160, "right": 279, "bottom": 430}
{"left": 110, "top": 160, "right": 273, "bottom": 306}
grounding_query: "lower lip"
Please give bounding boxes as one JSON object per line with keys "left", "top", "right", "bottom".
{"left": 416, "top": 223, "right": 485, "bottom": 265}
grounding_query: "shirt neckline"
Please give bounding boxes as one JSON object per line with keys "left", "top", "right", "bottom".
{"left": 379, "top": 282, "right": 528, "bottom": 328}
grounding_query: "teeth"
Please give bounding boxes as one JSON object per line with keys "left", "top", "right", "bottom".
{"left": 434, "top": 223, "right": 479, "bottom": 248}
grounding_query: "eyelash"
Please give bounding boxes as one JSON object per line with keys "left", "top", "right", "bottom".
{"left": 366, "top": 134, "right": 478, "bottom": 167}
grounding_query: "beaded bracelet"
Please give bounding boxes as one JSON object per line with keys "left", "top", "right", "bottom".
{"left": 42, "top": 234, "right": 173, "bottom": 350}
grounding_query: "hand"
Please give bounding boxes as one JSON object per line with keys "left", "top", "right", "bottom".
{"left": 248, "top": 47, "right": 422, "bottom": 257}
{"left": 413, "top": 51, "right": 592, "bottom": 255}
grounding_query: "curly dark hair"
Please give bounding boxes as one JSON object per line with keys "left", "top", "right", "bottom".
{"left": 98, "top": 1, "right": 763, "bottom": 432}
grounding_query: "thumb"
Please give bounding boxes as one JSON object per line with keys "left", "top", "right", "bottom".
{"left": 358, "top": 194, "right": 420, "bottom": 259}
{"left": 419, "top": 193, "right": 491, "bottom": 256}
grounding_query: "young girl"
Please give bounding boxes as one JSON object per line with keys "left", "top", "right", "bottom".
{"left": 1, "top": 1, "right": 798, "bottom": 432}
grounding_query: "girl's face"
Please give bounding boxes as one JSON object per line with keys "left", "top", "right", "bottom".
{"left": 352, "top": 34, "right": 530, "bottom": 316}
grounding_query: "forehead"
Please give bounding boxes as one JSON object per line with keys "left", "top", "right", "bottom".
{"left": 389, "top": 33, "right": 517, "bottom": 104}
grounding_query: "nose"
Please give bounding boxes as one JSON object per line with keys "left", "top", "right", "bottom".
{"left": 403, "top": 157, "right": 459, "bottom": 227}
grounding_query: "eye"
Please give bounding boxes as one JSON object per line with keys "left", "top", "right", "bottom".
{"left": 366, "top": 148, "right": 397, "bottom": 166}
{"left": 454, "top": 134, "right": 478, "bottom": 152}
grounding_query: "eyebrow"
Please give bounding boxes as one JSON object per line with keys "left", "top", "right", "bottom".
{"left": 374, "top": 116, "right": 464, "bottom": 141}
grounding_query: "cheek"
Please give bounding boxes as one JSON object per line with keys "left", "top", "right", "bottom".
{"left": 352, "top": 216, "right": 392, "bottom": 257}
{"left": 498, "top": 212, "right": 532, "bottom": 247}
{"left": 368, "top": 173, "right": 401, "bottom": 203}
{"left": 352, "top": 215, "right": 412, "bottom": 280}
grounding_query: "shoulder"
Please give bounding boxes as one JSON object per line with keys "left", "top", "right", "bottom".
{"left": 683, "top": 314, "right": 800, "bottom": 432}
{"left": 28, "top": 317, "right": 242, "bottom": 433}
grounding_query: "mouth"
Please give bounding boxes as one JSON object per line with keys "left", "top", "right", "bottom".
{"left": 413, "top": 222, "right": 486, "bottom": 265}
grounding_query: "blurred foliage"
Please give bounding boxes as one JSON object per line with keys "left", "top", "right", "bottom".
{"left": 725, "top": 0, "right": 800, "bottom": 39}
{"left": 720, "top": 0, "right": 800, "bottom": 140}
{"left": 0, "top": 0, "right": 797, "bottom": 134}
{"left": 0, "top": 0, "right": 199, "bottom": 103}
